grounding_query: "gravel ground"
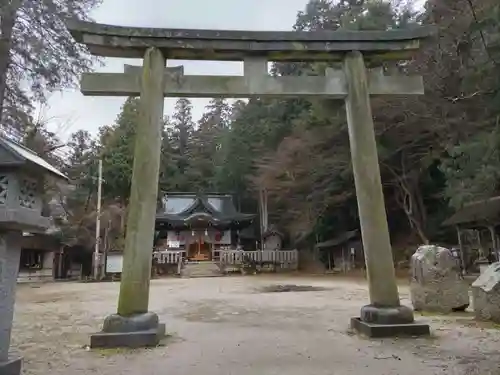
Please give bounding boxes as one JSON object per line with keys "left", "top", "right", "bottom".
{"left": 11, "top": 275, "right": 500, "bottom": 375}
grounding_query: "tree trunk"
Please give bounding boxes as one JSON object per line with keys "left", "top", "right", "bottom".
{"left": 412, "top": 217, "right": 429, "bottom": 245}
{"left": 385, "top": 158, "right": 429, "bottom": 246}
{"left": 412, "top": 182, "right": 429, "bottom": 245}
{"left": 0, "top": 0, "right": 22, "bottom": 124}
{"left": 392, "top": 176, "right": 429, "bottom": 245}
{"left": 402, "top": 175, "right": 429, "bottom": 245}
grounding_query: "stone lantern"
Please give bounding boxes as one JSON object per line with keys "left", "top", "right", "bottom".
{"left": 0, "top": 136, "right": 67, "bottom": 375}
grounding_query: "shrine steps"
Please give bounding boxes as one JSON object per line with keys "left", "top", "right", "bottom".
{"left": 181, "top": 261, "right": 224, "bottom": 278}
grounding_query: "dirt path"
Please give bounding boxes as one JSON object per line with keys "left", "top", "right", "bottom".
{"left": 11, "top": 275, "right": 500, "bottom": 375}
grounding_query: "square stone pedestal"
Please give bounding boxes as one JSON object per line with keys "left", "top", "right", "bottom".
{"left": 89, "top": 312, "right": 165, "bottom": 349}
{"left": 351, "top": 317, "right": 430, "bottom": 338}
{"left": 90, "top": 323, "right": 165, "bottom": 348}
{"left": 350, "top": 304, "right": 430, "bottom": 338}
{"left": 0, "top": 355, "right": 22, "bottom": 375}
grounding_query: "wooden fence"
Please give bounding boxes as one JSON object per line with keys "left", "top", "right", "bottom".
{"left": 153, "top": 250, "right": 185, "bottom": 264}
{"left": 153, "top": 249, "right": 298, "bottom": 269}
{"left": 219, "top": 250, "right": 298, "bottom": 269}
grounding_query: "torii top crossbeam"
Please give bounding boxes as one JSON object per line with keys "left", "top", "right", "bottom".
{"left": 67, "top": 19, "right": 434, "bottom": 61}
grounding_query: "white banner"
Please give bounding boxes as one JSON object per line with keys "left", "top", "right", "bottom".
{"left": 167, "top": 240, "right": 180, "bottom": 248}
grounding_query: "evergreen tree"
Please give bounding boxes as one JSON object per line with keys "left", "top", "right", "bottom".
{"left": 171, "top": 98, "right": 195, "bottom": 160}
{"left": 99, "top": 97, "right": 139, "bottom": 203}
{"left": 188, "top": 98, "right": 232, "bottom": 191}
{"left": 0, "top": 0, "right": 101, "bottom": 128}
{"left": 160, "top": 98, "right": 195, "bottom": 191}
{"left": 65, "top": 129, "right": 96, "bottom": 197}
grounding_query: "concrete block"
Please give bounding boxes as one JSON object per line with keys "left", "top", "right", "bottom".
{"left": 350, "top": 317, "right": 430, "bottom": 338}
{"left": 90, "top": 323, "right": 165, "bottom": 349}
{"left": 0, "top": 355, "right": 22, "bottom": 375}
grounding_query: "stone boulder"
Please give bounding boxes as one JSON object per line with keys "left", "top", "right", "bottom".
{"left": 472, "top": 262, "right": 500, "bottom": 322}
{"left": 410, "top": 245, "right": 469, "bottom": 313}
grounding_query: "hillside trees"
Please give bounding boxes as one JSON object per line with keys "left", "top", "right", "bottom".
{"left": 438, "top": 0, "right": 500, "bottom": 208}
{"left": 38, "top": 0, "right": 500, "bottom": 255}
{"left": 242, "top": 0, "right": 428, "bottom": 242}
{"left": 209, "top": 0, "right": 500, "bottom": 248}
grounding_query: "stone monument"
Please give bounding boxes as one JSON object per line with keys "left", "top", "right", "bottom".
{"left": 67, "top": 19, "right": 435, "bottom": 341}
{"left": 472, "top": 262, "right": 500, "bottom": 323}
{"left": 410, "top": 245, "right": 469, "bottom": 313}
{"left": 0, "top": 136, "right": 67, "bottom": 375}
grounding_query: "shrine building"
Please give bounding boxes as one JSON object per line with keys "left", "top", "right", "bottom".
{"left": 155, "top": 192, "right": 255, "bottom": 261}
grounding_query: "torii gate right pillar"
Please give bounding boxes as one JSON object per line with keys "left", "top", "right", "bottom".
{"left": 344, "top": 51, "right": 429, "bottom": 337}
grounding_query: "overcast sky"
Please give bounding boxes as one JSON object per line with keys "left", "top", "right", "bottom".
{"left": 40, "top": 0, "right": 309, "bottom": 140}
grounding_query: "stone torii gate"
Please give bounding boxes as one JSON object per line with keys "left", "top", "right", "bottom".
{"left": 67, "top": 20, "right": 434, "bottom": 346}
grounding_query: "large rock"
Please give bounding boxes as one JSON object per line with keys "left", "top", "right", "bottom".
{"left": 410, "top": 245, "right": 469, "bottom": 313}
{"left": 472, "top": 262, "right": 500, "bottom": 322}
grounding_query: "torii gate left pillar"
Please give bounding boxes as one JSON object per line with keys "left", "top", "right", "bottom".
{"left": 96, "top": 47, "right": 167, "bottom": 348}
{"left": 68, "top": 20, "right": 434, "bottom": 345}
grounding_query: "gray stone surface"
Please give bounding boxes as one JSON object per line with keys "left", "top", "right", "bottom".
{"left": 410, "top": 245, "right": 469, "bottom": 313}
{"left": 0, "top": 207, "right": 50, "bottom": 233}
{"left": 66, "top": 19, "right": 435, "bottom": 60}
{"left": 80, "top": 69, "right": 424, "bottom": 98}
{"left": 0, "top": 171, "right": 51, "bottom": 233}
{"left": 0, "top": 355, "right": 22, "bottom": 375}
{"left": 360, "top": 304, "right": 415, "bottom": 324}
{"left": 90, "top": 323, "right": 165, "bottom": 349}
{"left": 116, "top": 47, "right": 165, "bottom": 317}
{"left": 102, "top": 312, "right": 159, "bottom": 333}
{"left": 0, "top": 232, "right": 22, "bottom": 361}
{"left": 472, "top": 262, "right": 500, "bottom": 322}
{"left": 12, "top": 277, "right": 500, "bottom": 375}
{"left": 350, "top": 317, "right": 430, "bottom": 338}
{"left": 0, "top": 140, "right": 67, "bottom": 371}
{"left": 181, "top": 262, "right": 223, "bottom": 278}
{"left": 92, "top": 312, "right": 165, "bottom": 348}
{"left": 343, "top": 51, "right": 401, "bottom": 308}
{"left": 68, "top": 19, "right": 434, "bottom": 42}
{"left": 123, "top": 64, "right": 184, "bottom": 76}
{"left": 354, "top": 304, "right": 430, "bottom": 338}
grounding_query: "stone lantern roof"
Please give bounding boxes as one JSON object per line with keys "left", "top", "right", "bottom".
{"left": 0, "top": 136, "right": 68, "bottom": 180}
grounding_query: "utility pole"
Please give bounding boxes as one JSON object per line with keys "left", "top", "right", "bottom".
{"left": 93, "top": 159, "right": 103, "bottom": 280}
{"left": 258, "top": 188, "right": 268, "bottom": 251}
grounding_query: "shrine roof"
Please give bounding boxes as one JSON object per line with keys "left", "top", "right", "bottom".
{"left": 156, "top": 193, "right": 254, "bottom": 226}
{"left": 67, "top": 19, "right": 435, "bottom": 61}
{"left": 443, "top": 197, "right": 500, "bottom": 228}
{"left": 315, "top": 230, "right": 359, "bottom": 249}
{"left": 262, "top": 226, "right": 285, "bottom": 239}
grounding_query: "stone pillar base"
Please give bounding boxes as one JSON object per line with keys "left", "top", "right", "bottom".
{"left": 0, "top": 355, "right": 22, "bottom": 375}
{"left": 90, "top": 312, "right": 165, "bottom": 348}
{"left": 350, "top": 304, "right": 430, "bottom": 338}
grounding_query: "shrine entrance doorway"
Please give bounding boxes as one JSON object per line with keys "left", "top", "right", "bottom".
{"left": 188, "top": 236, "right": 211, "bottom": 261}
